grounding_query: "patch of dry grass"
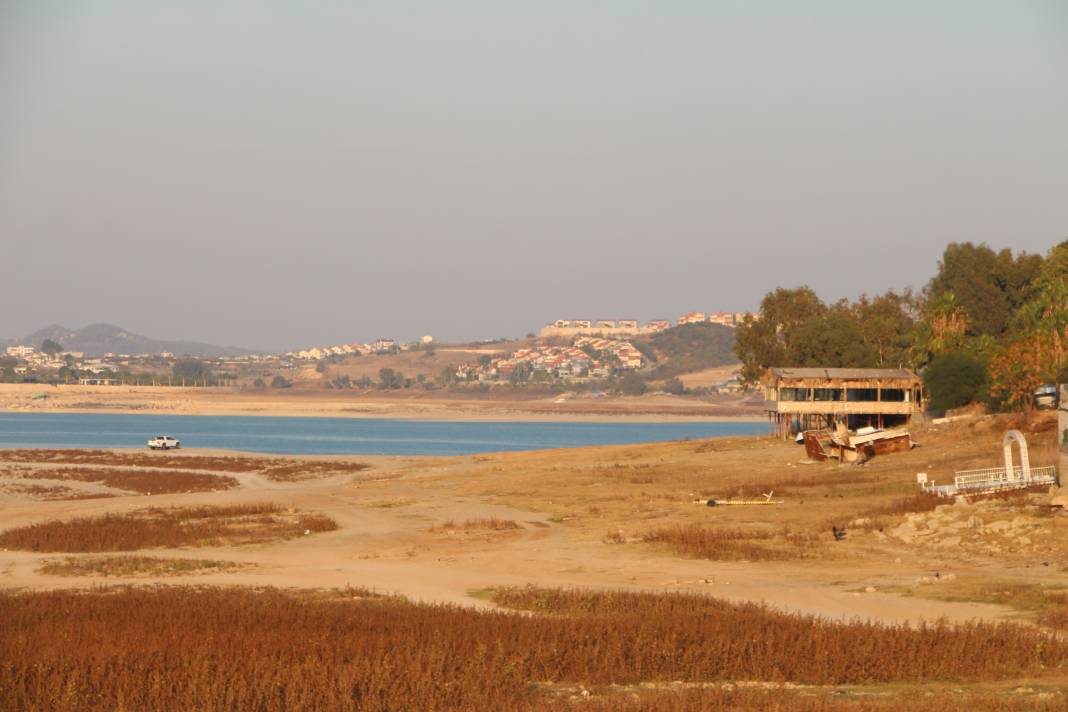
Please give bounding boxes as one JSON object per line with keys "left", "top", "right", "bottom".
{"left": 0, "top": 449, "right": 369, "bottom": 481}
{"left": 0, "top": 483, "right": 115, "bottom": 500}
{"left": 38, "top": 556, "right": 248, "bottom": 577}
{"left": 0, "top": 503, "right": 338, "bottom": 552}
{"left": 891, "top": 579, "right": 1068, "bottom": 631}
{"left": 430, "top": 517, "right": 521, "bottom": 532}
{"left": 12, "top": 467, "right": 238, "bottom": 494}
{"left": 642, "top": 524, "right": 821, "bottom": 561}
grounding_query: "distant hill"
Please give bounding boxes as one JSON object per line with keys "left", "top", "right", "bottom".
{"left": 17, "top": 323, "right": 253, "bottom": 358}
{"left": 632, "top": 323, "right": 738, "bottom": 380}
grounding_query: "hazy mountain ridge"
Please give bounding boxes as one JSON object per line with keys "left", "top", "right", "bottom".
{"left": 15, "top": 323, "right": 253, "bottom": 358}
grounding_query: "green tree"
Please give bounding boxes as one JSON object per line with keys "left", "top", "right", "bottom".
{"left": 1013, "top": 239, "right": 1068, "bottom": 333}
{"left": 923, "top": 353, "right": 988, "bottom": 415}
{"left": 982, "top": 241, "right": 1068, "bottom": 412}
{"left": 378, "top": 368, "right": 403, "bottom": 389}
{"left": 617, "top": 372, "right": 646, "bottom": 396}
{"left": 173, "top": 359, "right": 208, "bottom": 385}
{"left": 40, "top": 339, "right": 62, "bottom": 356}
{"left": 252, "top": 378, "right": 267, "bottom": 389}
{"left": 925, "top": 242, "right": 1041, "bottom": 336}
{"left": 853, "top": 290, "right": 916, "bottom": 367}
{"left": 734, "top": 286, "right": 827, "bottom": 383}
{"left": 662, "top": 376, "right": 685, "bottom": 395}
{"left": 785, "top": 303, "right": 877, "bottom": 368}
{"left": 912, "top": 291, "right": 971, "bottom": 365}
{"left": 270, "top": 375, "right": 292, "bottom": 388}
{"left": 508, "top": 363, "right": 531, "bottom": 384}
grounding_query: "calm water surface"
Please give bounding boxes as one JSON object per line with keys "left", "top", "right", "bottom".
{"left": 0, "top": 413, "right": 764, "bottom": 456}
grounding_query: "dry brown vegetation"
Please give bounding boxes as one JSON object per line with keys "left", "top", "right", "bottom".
{"left": 1, "top": 586, "right": 1065, "bottom": 711}
{"left": 257, "top": 460, "right": 372, "bottom": 481}
{"left": 430, "top": 517, "right": 522, "bottom": 532}
{"left": 8, "top": 466, "right": 238, "bottom": 494}
{"left": 38, "top": 556, "right": 247, "bottom": 577}
{"left": 0, "top": 483, "right": 115, "bottom": 500}
{"left": 858, "top": 492, "right": 942, "bottom": 520}
{"left": 0, "top": 449, "right": 369, "bottom": 480}
{"left": 890, "top": 579, "right": 1068, "bottom": 631}
{"left": 643, "top": 524, "right": 821, "bottom": 561}
{"left": 0, "top": 503, "right": 338, "bottom": 552}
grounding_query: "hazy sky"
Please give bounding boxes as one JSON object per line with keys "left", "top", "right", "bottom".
{"left": 2, "top": 2, "right": 1066, "bottom": 351}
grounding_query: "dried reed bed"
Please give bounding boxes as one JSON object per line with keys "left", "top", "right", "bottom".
{"left": 720, "top": 472, "right": 883, "bottom": 499}
{"left": 0, "top": 449, "right": 270, "bottom": 470}
{"left": 0, "top": 449, "right": 369, "bottom": 481}
{"left": 430, "top": 517, "right": 522, "bottom": 532}
{"left": 859, "top": 492, "right": 942, "bottom": 520}
{"left": 643, "top": 524, "right": 820, "bottom": 561}
{"left": 0, "top": 504, "right": 338, "bottom": 552}
{"left": 0, "top": 483, "right": 115, "bottom": 501}
{"left": 37, "top": 556, "right": 247, "bottom": 577}
{"left": 13, "top": 467, "right": 237, "bottom": 494}
{"left": 258, "top": 461, "right": 371, "bottom": 481}
{"left": 1, "top": 586, "right": 1065, "bottom": 711}
{"left": 559, "top": 689, "right": 1061, "bottom": 711}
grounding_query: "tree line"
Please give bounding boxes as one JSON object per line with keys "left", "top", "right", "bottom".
{"left": 735, "top": 240, "right": 1068, "bottom": 414}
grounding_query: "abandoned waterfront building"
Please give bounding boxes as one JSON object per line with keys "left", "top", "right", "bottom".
{"left": 762, "top": 367, "right": 924, "bottom": 438}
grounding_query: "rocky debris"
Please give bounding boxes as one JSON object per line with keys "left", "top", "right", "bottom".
{"left": 1049, "top": 485, "right": 1068, "bottom": 508}
{"left": 883, "top": 501, "right": 1062, "bottom": 555}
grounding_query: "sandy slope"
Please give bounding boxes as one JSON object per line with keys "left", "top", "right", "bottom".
{"left": 0, "top": 383, "right": 762, "bottom": 421}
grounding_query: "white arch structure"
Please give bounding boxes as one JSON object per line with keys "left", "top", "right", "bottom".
{"left": 949, "top": 429, "right": 1057, "bottom": 493}
{"left": 1002, "top": 429, "right": 1031, "bottom": 483}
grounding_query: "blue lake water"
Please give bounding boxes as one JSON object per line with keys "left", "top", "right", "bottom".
{"left": 0, "top": 413, "right": 764, "bottom": 456}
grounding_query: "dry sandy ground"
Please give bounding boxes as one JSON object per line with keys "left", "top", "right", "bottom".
{"left": 0, "top": 383, "right": 762, "bottom": 421}
{"left": 2, "top": 414, "right": 1065, "bottom": 630}
{"left": 677, "top": 364, "right": 741, "bottom": 388}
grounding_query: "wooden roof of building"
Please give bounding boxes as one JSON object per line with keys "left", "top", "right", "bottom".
{"left": 763, "top": 367, "right": 920, "bottom": 385}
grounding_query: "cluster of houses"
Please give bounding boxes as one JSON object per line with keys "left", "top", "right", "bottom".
{"left": 285, "top": 338, "right": 402, "bottom": 361}
{"left": 2, "top": 344, "right": 278, "bottom": 385}
{"left": 676, "top": 311, "right": 754, "bottom": 327}
{"left": 543, "top": 311, "right": 756, "bottom": 337}
{"left": 3, "top": 345, "right": 79, "bottom": 372}
{"left": 454, "top": 337, "right": 644, "bottom": 384}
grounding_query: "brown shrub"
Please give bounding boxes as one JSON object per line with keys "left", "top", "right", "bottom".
{"left": 0, "top": 504, "right": 338, "bottom": 552}
{"left": 259, "top": 461, "right": 371, "bottom": 481}
{"left": 14, "top": 467, "right": 238, "bottom": 494}
{"left": 38, "top": 556, "right": 247, "bottom": 577}
{"left": 858, "top": 492, "right": 942, "bottom": 523}
{"left": 0, "top": 483, "right": 115, "bottom": 501}
{"left": 719, "top": 473, "right": 882, "bottom": 498}
{"left": 643, "top": 524, "right": 819, "bottom": 561}
{"left": 0, "top": 586, "right": 1065, "bottom": 711}
{"left": 430, "top": 517, "right": 521, "bottom": 532}
{"left": 0, "top": 449, "right": 368, "bottom": 481}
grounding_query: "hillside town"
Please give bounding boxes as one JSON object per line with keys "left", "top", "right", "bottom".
{"left": 541, "top": 311, "right": 755, "bottom": 337}
{"left": 0, "top": 308, "right": 747, "bottom": 389}
{"left": 452, "top": 337, "right": 645, "bottom": 384}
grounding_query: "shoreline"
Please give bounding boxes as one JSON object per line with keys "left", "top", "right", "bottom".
{"left": 0, "top": 384, "right": 764, "bottom": 424}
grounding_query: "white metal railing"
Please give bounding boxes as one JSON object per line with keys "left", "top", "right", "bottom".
{"left": 953, "top": 465, "right": 1057, "bottom": 489}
